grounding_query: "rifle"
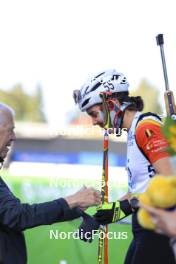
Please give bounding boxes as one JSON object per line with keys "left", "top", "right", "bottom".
{"left": 156, "top": 34, "right": 176, "bottom": 120}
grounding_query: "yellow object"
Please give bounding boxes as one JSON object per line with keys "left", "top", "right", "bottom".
{"left": 146, "top": 176, "right": 176, "bottom": 208}
{"left": 167, "top": 176, "right": 176, "bottom": 187}
{"left": 137, "top": 175, "right": 176, "bottom": 231}
{"left": 168, "top": 136, "right": 176, "bottom": 151}
{"left": 139, "top": 193, "right": 153, "bottom": 206}
{"left": 137, "top": 208, "right": 155, "bottom": 230}
{"left": 169, "top": 126, "right": 176, "bottom": 135}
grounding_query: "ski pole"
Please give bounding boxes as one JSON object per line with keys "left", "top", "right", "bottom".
{"left": 97, "top": 92, "right": 110, "bottom": 264}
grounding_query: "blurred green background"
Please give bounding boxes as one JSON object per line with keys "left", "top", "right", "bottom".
{"left": 3, "top": 171, "right": 132, "bottom": 264}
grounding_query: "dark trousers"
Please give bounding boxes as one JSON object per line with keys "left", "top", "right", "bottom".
{"left": 124, "top": 213, "right": 175, "bottom": 264}
{"left": 124, "top": 230, "right": 175, "bottom": 264}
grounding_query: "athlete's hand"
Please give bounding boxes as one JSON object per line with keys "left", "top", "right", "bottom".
{"left": 94, "top": 200, "right": 133, "bottom": 225}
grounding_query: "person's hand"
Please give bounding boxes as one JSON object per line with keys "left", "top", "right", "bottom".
{"left": 140, "top": 203, "right": 176, "bottom": 237}
{"left": 65, "top": 186, "right": 101, "bottom": 209}
{"left": 78, "top": 213, "right": 100, "bottom": 242}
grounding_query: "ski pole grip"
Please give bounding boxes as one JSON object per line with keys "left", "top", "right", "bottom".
{"left": 156, "top": 34, "right": 164, "bottom": 46}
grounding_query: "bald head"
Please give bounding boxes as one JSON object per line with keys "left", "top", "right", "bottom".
{"left": 0, "top": 103, "right": 16, "bottom": 162}
{"left": 0, "top": 103, "right": 15, "bottom": 127}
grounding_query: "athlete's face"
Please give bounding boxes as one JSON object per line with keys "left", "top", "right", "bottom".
{"left": 86, "top": 105, "right": 104, "bottom": 128}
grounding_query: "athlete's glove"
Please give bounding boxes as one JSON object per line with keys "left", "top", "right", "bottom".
{"left": 78, "top": 213, "right": 100, "bottom": 243}
{"left": 94, "top": 199, "right": 134, "bottom": 225}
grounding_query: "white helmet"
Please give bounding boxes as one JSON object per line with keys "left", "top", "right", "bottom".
{"left": 73, "top": 69, "right": 129, "bottom": 111}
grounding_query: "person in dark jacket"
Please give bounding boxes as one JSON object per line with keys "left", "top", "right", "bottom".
{"left": 0, "top": 102, "right": 101, "bottom": 264}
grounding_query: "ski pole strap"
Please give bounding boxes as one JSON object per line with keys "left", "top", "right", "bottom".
{"left": 95, "top": 200, "right": 133, "bottom": 225}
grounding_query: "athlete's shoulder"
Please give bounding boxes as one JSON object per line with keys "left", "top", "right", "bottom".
{"left": 136, "top": 119, "right": 161, "bottom": 137}
{"left": 135, "top": 113, "right": 170, "bottom": 163}
{"left": 136, "top": 112, "right": 162, "bottom": 138}
{"left": 137, "top": 112, "right": 162, "bottom": 127}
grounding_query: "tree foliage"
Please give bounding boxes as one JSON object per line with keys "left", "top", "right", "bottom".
{"left": 130, "top": 79, "right": 162, "bottom": 114}
{"left": 0, "top": 84, "right": 46, "bottom": 122}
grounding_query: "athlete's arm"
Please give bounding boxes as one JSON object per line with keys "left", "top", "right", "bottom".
{"left": 153, "top": 157, "right": 173, "bottom": 175}
{"left": 136, "top": 119, "right": 173, "bottom": 175}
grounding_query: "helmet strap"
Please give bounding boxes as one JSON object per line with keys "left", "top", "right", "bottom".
{"left": 114, "top": 101, "right": 132, "bottom": 136}
{"left": 107, "top": 100, "right": 132, "bottom": 136}
{"left": 99, "top": 93, "right": 131, "bottom": 135}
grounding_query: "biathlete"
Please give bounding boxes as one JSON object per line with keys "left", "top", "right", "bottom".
{"left": 73, "top": 69, "right": 175, "bottom": 264}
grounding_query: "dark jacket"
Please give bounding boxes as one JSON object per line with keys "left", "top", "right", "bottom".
{"left": 0, "top": 177, "right": 79, "bottom": 264}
